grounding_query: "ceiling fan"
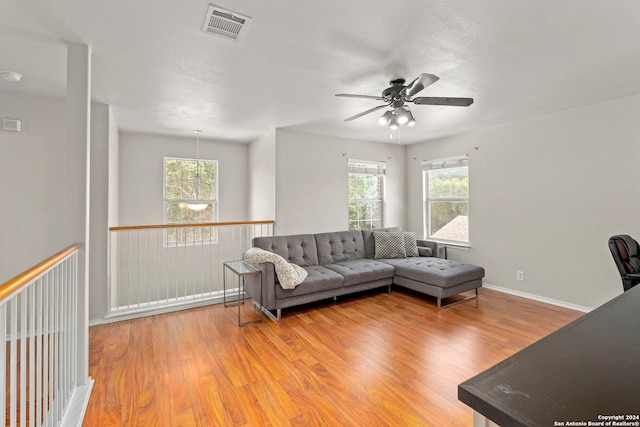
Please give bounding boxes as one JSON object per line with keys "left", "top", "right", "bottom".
{"left": 336, "top": 73, "right": 473, "bottom": 129}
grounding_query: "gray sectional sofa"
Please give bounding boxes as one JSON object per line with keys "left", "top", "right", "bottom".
{"left": 243, "top": 228, "right": 484, "bottom": 320}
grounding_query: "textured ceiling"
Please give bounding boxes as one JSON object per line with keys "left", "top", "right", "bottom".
{"left": 2, "top": 0, "right": 640, "bottom": 144}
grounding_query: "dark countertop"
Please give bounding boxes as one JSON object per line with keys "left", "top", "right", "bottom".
{"left": 458, "top": 285, "right": 640, "bottom": 426}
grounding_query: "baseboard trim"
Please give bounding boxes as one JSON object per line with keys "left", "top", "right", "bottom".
{"left": 89, "top": 284, "right": 592, "bottom": 325}
{"left": 61, "top": 378, "right": 94, "bottom": 427}
{"left": 89, "top": 293, "right": 245, "bottom": 326}
{"left": 482, "top": 283, "right": 592, "bottom": 313}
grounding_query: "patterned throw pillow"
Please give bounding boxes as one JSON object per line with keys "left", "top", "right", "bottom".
{"left": 373, "top": 231, "right": 407, "bottom": 259}
{"left": 403, "top": 231, "right": 419, "bottom": 257}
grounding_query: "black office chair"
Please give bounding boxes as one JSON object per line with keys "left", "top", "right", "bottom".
{"left": 608, "top": 235, "right": 640, "bottom": 292}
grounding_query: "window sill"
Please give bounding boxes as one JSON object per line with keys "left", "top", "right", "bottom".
{"left": 429, "top": 241, "right": 471, "bottom": 259}
{"left": 427, "top": 239, "right": 470, "bottom": 249}
{"left": 440, "top": 242, "right": 471, "bottom": 250}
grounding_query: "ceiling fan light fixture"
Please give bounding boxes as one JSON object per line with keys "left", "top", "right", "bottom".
{"left": 336, "top": 72, "right": 472, "bottom": 131}
{"left": 378, "top": 110, "right": 393, "bottom": 126}
{"left": 389, "top": 114, "right": 400, "bottom": 130}
{"left": 396, "top": 107, "right": 411, "bottom": 125}
{"left": 406, "top": 110, "right": 416, "bottom": 126}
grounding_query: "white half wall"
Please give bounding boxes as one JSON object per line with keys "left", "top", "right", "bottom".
{"left": 274, "top": 129, "right": 406, "bottom": 235}
{"left": 118, "top": 133, "right": 249, "bottom": 226}
{"left": 407, "top": 94, "right": 640, "bottom": 309}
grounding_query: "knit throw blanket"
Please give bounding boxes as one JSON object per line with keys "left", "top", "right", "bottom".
{"left": 243, "top": 247, "right": 308, "bottom": 289}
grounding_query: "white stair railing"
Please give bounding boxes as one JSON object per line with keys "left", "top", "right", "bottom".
{"left": 1, "top": 244, "right": 80, "bottom": 427}
{"left": 108, "top": 220, "right": 274, "bottom": 318}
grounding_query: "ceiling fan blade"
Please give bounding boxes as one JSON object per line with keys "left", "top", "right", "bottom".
{"left": 400, "top": 73, "right": 439, "bottom": 97}
{"left": 413, "top": 97, "right": 474, "bottom": 107}
{"left": 344, "top": 104, "right": 388, "bottom": 121}
{"left": 335, "top": 93, "right": 385, "bottom": 100}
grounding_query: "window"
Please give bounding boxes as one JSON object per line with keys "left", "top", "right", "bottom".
{"left": 348, "top": 159, "right": 385, "bottom": 230}
{"left": 164, "top": 157, "right": 218, "bottom": 244}
{"left": 423, "top": 155, "right": 469, "bottom": 244}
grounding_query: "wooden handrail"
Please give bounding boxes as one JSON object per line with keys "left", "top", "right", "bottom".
{"left": 0, "top": 243, "right": 80, "bottom": 302}
{"left": 109, "top": 220, "right": 275, "bottom": 232}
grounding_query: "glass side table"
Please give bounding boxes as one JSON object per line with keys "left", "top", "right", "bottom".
{"left": 223, "top": 260, "right": 263, "bottom": 326}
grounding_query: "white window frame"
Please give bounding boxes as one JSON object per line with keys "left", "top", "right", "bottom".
{"left": 348, "top": 159, "right": 386, "bottom": 230}
{"left": 422, "top": 155, "right": 469, "bottom": 245}
{"left": 163, "top": 157, "right": 219, "bottom": 246}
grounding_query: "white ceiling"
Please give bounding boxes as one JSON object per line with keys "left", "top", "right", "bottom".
{"left": 2, "top": 0, "right": 640, "bottom": 144}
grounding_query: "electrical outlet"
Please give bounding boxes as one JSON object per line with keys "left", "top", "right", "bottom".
{"left": 516, "top": 270, "right": 524, "bottom": 281}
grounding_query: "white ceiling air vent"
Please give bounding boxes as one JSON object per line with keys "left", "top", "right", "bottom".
{"left": 201, "top": 5, "right": 252, "bottom": 42}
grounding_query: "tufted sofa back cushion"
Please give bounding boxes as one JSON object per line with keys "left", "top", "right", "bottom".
{"left": 252, "top": 234, "right": 319, "bottom": 267}
{"left": 314, "top": 230, "right": 366, "bottom": 265}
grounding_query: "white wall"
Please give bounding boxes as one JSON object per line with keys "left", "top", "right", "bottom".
{"left": 8, "top": 88, "right": 637, "bottom": 319}
{"left": 407, "top": 94, "right": 640, "bottom": 309}
{"left": 248, "top": 129, "right": 276, "bottom": 221}
{"left": 118, "top": 133, "right": 249, "bottom": 226}
{"left": 274, "top": 129, "right": 406, "bottom": 235}
{"left": 0, "top": 90, "right": 69, "bottom": 282}
{"left": 88, "top": 102, "right": 116, "bottom": 321}
{"left": 65, "top": 43, "right": 93, "bottom": 385}
{"left": 107, "top": 107, "right": 119, "bottom": 226}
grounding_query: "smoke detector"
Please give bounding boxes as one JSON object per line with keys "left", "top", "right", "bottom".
{"left": 201, "top": 4, "right": 252, "bottom": 42}
{"left": 1, "top": 71, "right": 22, "bottom": 82}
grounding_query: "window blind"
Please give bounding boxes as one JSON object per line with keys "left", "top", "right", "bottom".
{"left": 348, "top": 159, "right": 386, "bottom": 175}
{"left": 422, "top": 155, "right": 468, "bottom": 171}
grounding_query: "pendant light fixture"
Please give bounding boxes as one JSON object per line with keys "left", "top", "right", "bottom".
{"left": 185, "top": 130, "right": 209, "bottom": 211}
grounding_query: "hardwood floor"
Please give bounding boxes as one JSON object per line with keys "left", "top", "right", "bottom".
{"left": 83, "top": 288, "right": 583, "bottom": 426}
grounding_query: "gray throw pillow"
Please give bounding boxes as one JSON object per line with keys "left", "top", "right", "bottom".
{"left": 417, "top": 246, "right": 433, "bottom": 257}
{"left": 403, "top": 231, "right": 419, "bottom": 257}
{"left": 374, "top": 231, "right": 407, "bottom": 258}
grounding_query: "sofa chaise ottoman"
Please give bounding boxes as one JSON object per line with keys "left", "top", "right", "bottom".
{"left": 243, "top": 228, "right": 484, "bottom": 320}
{"left": 380, "top": 257, "right": 484, "bottom": 308}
